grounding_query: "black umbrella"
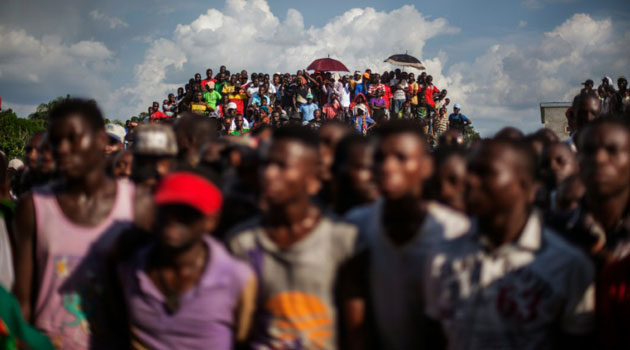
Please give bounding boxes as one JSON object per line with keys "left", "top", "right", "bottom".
{"left": 384, "top": 53, "right": 425, "bottom": 70}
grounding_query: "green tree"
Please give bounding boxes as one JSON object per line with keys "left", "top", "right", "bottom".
{"left": 27, "top": 94, "right": 71, "bottom": 126}
{"left": 464, "top": 124, "right": 480, "bottom": 145}
{"left": 0, "top": 109, "right": 46, "bottom": 160}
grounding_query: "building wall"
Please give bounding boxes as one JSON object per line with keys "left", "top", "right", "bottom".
{"left": 541, "top": 106, "right": 570, "bottom": 141}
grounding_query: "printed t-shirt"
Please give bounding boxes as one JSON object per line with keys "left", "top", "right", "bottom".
{"left": 228, "top": 216, "right": 358, "bottom": 350}
{"left": 424, "top": 211, "right": 595, "bottom": 350}
{"left": 203, "top": 90, "right": 222, "bottom": 110}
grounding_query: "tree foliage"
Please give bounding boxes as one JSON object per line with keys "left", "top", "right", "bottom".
{"left": 0, "top": 109, "right": 45, "bottom": 160}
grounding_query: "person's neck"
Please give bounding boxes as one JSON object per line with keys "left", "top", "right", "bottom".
{"left": 586, "top": 188, "right": 630, "bottom": 231}
{"left": 267, "top": 197, "right": 318, "bottom": 228}
{"left": 383, "top": 194, "right": 426, "bottom": 245}
{"left": 479, "top": 206, "right": 531, "bottom": 249}
{"left": 64, "top": 166, "right": 108, "bottom": 196}
{"left": 156, "top": 240, "right": 207, "bottom": 273}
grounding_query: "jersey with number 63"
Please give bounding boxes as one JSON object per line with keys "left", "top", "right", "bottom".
{"left": 424, "top": 210, "right": 595, "bottom": 350}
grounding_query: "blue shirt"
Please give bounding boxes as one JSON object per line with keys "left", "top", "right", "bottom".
{"left": 448, "top": 113, "right": 470, "bottom": 130}
{"left": 299, "top": 103, "right": 319, "bottom": 122}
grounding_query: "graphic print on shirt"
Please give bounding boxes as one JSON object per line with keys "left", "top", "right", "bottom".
{"left": 50, "top": 253, "right": 109, "bottom": 348}
{"left": 263, "top": 291, "right": 332, "bottom": 349}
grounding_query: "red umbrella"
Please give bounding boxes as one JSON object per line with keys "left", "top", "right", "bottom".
{"left": 306, "top": 57, "right": 349, "bottom": 72}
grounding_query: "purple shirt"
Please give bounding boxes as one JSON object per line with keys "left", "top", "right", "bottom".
{"left": 118, "top": 236, "right": 253, "bottom": 350}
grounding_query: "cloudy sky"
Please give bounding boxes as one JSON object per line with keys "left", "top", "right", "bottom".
{"left": 1, "top": 0, "right": 628, "bottom": 135}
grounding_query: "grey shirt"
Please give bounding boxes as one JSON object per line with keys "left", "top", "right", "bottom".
{"left": 228, "top": 216, "right": 358, "bottom": 350}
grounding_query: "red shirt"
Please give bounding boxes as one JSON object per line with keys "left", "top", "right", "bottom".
{"left": 383, "top": 85, "right": 392, "bottom": 109}
{"left": 150, "top": 110, "right": 167, "bottom": 123}
{"left": 424, "top": 84, "right": 440, "bottom": 107}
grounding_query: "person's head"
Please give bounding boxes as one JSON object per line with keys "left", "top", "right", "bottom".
{"left": 555, "top": 174, "right": 585, "bottom": 212}
{"left": 154, "top": 172, "right": 222, "bottom": 250}
{"left": 206, "top": 68, "right": 213, "bottom": 79}
{"left": 582, "top": 79, "right": 594, "bottom": 91}
{"left": 48, "top": 98, "right": 107, "bottom": 180}
{"left": 332, "top": 134, "right": 379, "bottom": 213}
{"left": 132, "top": 124, "right": 178, "bottom": 188}
{"left": 542, "top": 142, "right": 578, "bottom": 187}
{"left": 235, "top": 114, "right": 244, "bottom": 129}
{"left": 174, "top": 113, "right": 218, "bottom": 167}
{"left": 105, "top": 123, "right": 126, "bottom": 156}
{"left": 24, "top": 131, "right": 45, "bottom": 170}
{"left": 466, "top": 138, "right": 537, "bottom": 220}
{"left": 439, "top": 129, "right": 465, "bottom": 147}
{"left": 495, "top": 127, "right": 524, "bottom": 140}
{"left": 313, "top": 109, "right": 322, "bottom": 121}
{"left": 574, "top": 94, "right": 601, "bottom": 130}
{"left": 375, "top": 120, "right": 432, "bottom": 200}
{"left": 262, "top": 126, "right": 320, "bottom": 207}
{"left": 113, "top": 150, "right": 133, "bottom": 179}
{"left": 194, "top": 91, "right": 203, "bottom": 102}
{"left": 428, "top": 146, "right": 468, "bottom": 212}
{"left": 577, "top": 117, "right": 630, "bottom": 199}
{"left": 618, "top": 76, "right": 628, "bottom": 91}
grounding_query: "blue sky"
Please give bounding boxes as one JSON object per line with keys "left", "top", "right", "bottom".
{"left": 1, "top": 0, "right": 628, "bottom": 135}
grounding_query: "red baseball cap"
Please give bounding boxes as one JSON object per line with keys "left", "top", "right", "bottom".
{"left": 154, "top": 172, "right": 223, "bottom": 215}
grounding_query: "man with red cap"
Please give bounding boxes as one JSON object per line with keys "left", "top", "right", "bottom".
{"left": 114, "top": 172, "right": 257, "bottom": 350}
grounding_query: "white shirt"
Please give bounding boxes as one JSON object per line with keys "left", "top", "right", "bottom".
{"left": 345, "top": 200, "right": 470, "bottom": 350}
{"left": 424, "top": 211, "right": 595, "bottom": 350}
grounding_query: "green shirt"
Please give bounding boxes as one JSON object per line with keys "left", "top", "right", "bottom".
{"left": 203, "top": 90, "right": 222, "bottom": 110}
{"left": 0, "top": 286, "right": 53, "bottom": 349}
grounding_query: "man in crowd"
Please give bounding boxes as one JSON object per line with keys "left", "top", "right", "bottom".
{"left": 13, "top": 98, "right": 152, "bottom": 349}
{"left": 557, "top": 118, "right": 630, "bottom": 265}
{"left": 341, "top": 120, "right": 469, "bottom": 350}
{"left": 228, "top": 126, "right": 357, "bottom": 349}
{"left": 424, "top": 138, "right": 595, "bottom": 349}
{"left": 131, "top": 124, "right": 178, "bottom": 190}
{"left": 115, "top": 172, "right": 257, "bottom": 349}
{"left": 448, "top": 104, "right": 471, "bottom": 134}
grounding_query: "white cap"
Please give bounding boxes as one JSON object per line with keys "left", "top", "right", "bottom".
{"left": 8, "top": 159, "right": 24, "bottom": 171}
{"left": 105, "top": 123, "right": 126, "bottom": 143}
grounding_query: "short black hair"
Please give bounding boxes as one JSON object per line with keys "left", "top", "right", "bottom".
{"left": 375, "top": 119, "right": 427, "bottom": 144}
{"left": 273, "top": 125, "right": 318, "bottom": 150}
{"left": 48, "top": 98, "right": 105, "bottom": 132}
{"left": 332, "top": 134, "right": 372, "bottom": 176}
{"left": 483, "top": 138, "right": 537, "bottom": 182}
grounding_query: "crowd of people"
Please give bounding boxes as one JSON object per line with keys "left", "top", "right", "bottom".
{"left": 142, "top": 67, "right": 471, "bottom": 143}
{"left": 0, "top": 69, "right": 628, "bottom": 350}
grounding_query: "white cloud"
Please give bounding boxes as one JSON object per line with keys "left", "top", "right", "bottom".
{"left": 444, "top": 13, "right": 629, "bottom": 135}
{"left": 112, "top": 3, "right": 629, "bottom": 135}
{"left": 89, "top": 10, "right": 129, "bottom": 29}
{"left": 114, "top": 0, "right": 459, "bottom": 119}
{"left": 0, "top": 25, "right": 116, "bottom": 112}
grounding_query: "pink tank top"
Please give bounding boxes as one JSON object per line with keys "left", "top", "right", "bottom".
{"left": 32, "top": 180, "right": 135, "bottom": 350}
